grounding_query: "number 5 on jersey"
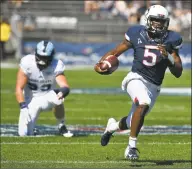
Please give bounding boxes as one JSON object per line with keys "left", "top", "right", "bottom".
{"left": 143, "top": 45, "right": 159, "bottom": 66}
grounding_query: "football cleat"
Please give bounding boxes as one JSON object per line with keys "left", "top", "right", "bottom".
{"left": 100, "top": 118, "right": 116, "bottom": 146}
{"left": 124, "top": 146, "right": 140, "bottom": 161}
{"left": 33, "top": 128, "right": 39, "bottom": 136}
{"left": 58, "top": 124, "right": 73, "bottom": 137}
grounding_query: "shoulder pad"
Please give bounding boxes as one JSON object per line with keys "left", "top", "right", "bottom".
{"left": 125, "top": 25, "right": 145, "bottom": 41}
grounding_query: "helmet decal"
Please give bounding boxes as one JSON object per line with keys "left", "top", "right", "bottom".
{"left": 35, "top": 40, "right": 55, "bottom": 70}
{"left": 36, "top": 41, "right": 54, "bottom": 57}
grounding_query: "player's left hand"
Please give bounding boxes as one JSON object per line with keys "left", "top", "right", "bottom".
{"left": 157, "top": 44, "right": 168, "bottom": 58}
{"left": 47, "top": 90, "right": 64, "bottom": 105}
{"left": 57, "top": 91, "right": 64, "bottom": 100}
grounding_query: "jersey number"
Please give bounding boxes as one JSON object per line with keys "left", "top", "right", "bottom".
{"left": 28, "top": 82, "right": 51, "bottom": 91}
{"left": 143, "top": 46, "right": 158, "bottom": 66}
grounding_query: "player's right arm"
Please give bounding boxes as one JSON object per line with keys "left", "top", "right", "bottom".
{"left": 15, "top": 68, "right": 28, "bottom": 104}
{"left": 99, "top": 38, "right": 133, "bottom": 62}
{"left": 95, "top": 25, "right": 139, "bottom": 74}
{"left": 98, "top": 25, "right": 140, "bottom": 63}
{"left": 16, "top": 67, "right": 31, "bottom": 125}
{"left": 95, "top": 38, "right": 133, "bottom": 74}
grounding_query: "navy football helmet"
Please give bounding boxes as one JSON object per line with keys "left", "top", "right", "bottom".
{"left": 35, "top": 40, "right": 55, "bottom": 70}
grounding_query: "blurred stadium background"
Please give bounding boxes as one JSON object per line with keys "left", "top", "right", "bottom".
{"left": 0, "top": 0, "right": 191, "bottom": 68}
{"left": 1, "top": 0, "right": 191, "bottom": 168}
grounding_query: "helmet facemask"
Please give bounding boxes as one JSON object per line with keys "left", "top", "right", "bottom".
{"left": 147, "top": 16, "right": 169, "bottom": 38}
{"left": 35, "top": 52, "right": 54, "bottom": 70}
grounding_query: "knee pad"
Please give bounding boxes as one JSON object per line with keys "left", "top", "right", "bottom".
{"left": 134, "top": 96, "right": 151, "bottom": 107}
{"left": 18, "top": 127, "right": 28, "bottom": 136}
{"left": 125, "top": 78, "right": 152, "bottom": 106}
{"left": 18, "top": 123, "right": 33, "bottom": 136}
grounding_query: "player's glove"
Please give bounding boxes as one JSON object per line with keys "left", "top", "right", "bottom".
{"left": 19, "top": 102, "right": 31, "bottom": 125}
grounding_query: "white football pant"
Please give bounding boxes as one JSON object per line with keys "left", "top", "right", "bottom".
{"left": 121, "top": 72, "right": 161, "bottom": 128}
{"left": 18, "top": 90, "right": 63, "bottom": 136}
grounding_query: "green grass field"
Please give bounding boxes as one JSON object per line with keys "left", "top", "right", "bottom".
{"left": 1, "top": 68, "right": 191, "bottom": 168}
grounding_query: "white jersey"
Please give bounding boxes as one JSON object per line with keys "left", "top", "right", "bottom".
{"left": 20, "top": 54, "right": 65, "bottom": 100}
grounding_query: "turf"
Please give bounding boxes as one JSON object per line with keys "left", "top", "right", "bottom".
{"left": 1, "top": 69, "right": 191, "bottom": 89}
{"left": 1, "top": 94, "right": 191, "bottom": 126}
{"left": 0, "top": 68, "right": 191, "bottom": 168}
{"left": 1, "top": 135, "right": 191, "bottom": 168}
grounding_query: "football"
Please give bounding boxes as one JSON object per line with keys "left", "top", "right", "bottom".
{"left": 99, "top": 55, "right": 119, "bottom": 74}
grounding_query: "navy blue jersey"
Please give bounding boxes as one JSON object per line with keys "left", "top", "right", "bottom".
{"left": 125, "top": 25, "right": 182, "bottom": 85}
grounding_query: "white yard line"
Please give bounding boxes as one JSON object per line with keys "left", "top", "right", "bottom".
{"left": 1, "top": 160, "right": 132, "bottom": 164}
{"left": 1, "top": 116, "right": 190, "bottom": 121}
{"left": 1, "top": 88, "right": 191, "bottom": 96}
{"left": 1, "top": 142, "right": 191, "bottom": 145}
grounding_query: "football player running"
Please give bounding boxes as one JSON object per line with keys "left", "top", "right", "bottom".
{"left": 15, "top": 40, "right": 73, "bottom": 137}
{"left": 95, "top": 5, "right": 183, "bottom": 160}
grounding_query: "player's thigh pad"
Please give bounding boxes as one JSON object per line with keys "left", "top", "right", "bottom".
{"left": 28, "top": 91, "right": 62, "bottom": 113}
{"left": 122, "top": 72, "right": 151, "bottom": 105}
{"left": 126, "top": 79, "right": 151, "bottom": 105}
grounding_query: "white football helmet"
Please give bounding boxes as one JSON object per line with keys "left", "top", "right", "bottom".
{"left": 144, "top": 5, "right": 170, "bottom": 37}
{"left": 35, "top": 40, "right": 55, "bottom": 70}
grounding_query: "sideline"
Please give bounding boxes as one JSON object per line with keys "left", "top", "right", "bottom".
{"left": 1, "top": 88, "right": 191, "bottom": 96}
{"left": 71, "top": 88, "right": 191, "bottom": 96}
{"left": 0, "top": 62, "right": 177, "bottom": 71}
{"left": 0, "top": 124, "right": 191, "bottom": 136}
{"left": 1, "top": 142, "right": 191, "bottom": 145}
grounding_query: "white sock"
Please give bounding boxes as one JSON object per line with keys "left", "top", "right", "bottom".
{"left": 129, "top": 136, "right": 137, "bottom": 148}
{"left": 108, "top": 121, "right": 119, "bottom": 133}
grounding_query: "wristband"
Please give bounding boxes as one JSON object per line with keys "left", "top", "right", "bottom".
{"left": 167, "top": 53, "right": 175, "bottom": 66}
{"left": 54, "top": 87, "right": 70, "bottom": 98}
{"left": 19, "top": 102, "right": 27, "bottom": 109}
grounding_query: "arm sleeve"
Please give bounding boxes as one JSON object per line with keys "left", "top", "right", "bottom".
{"left": 54, "top": 60, "right": 66, "bottom": 76}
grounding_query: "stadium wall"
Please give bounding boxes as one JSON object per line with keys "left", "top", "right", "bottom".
{"left": 22, "top": 41, "right": 192, "bottom": 69}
